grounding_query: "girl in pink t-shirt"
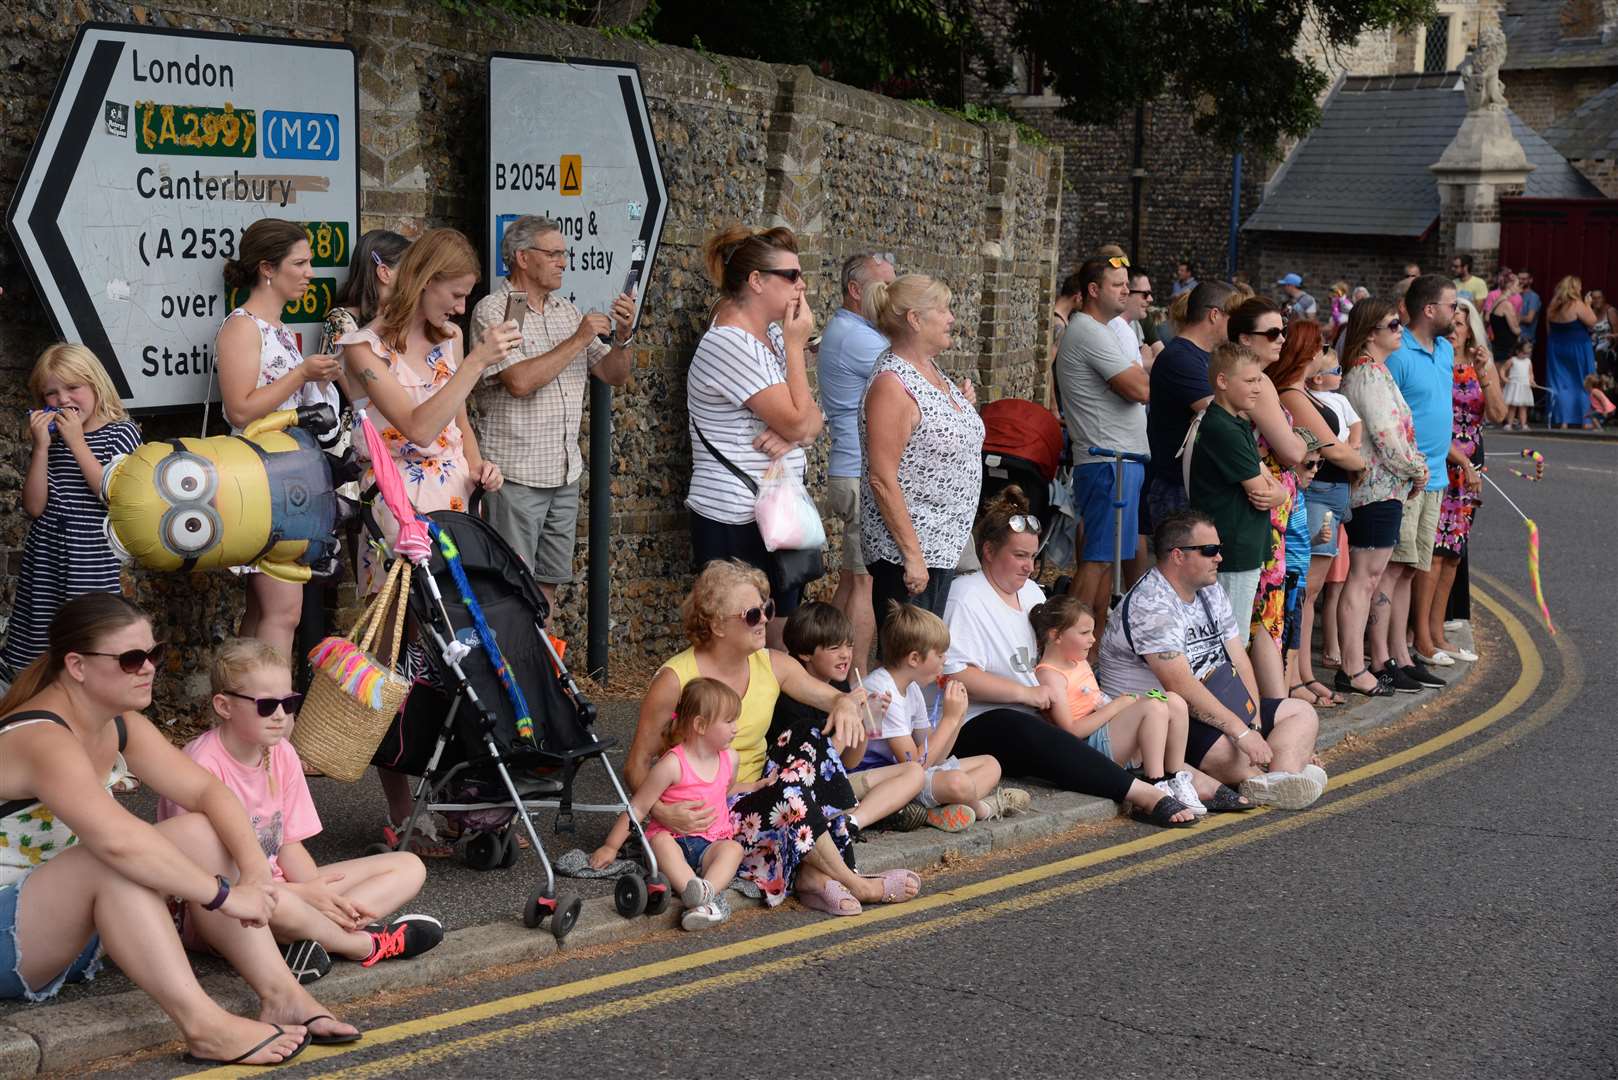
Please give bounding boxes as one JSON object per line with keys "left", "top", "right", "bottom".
{"left": 591, "top": 678, "right": 750, "bottom": 931}
{"left": 158, "top": 640, "right": 442, "bottom": 983}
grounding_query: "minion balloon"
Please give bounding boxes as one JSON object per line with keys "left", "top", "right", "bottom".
{"left": 103, "top": 405, "right": 355, "bottom": 583}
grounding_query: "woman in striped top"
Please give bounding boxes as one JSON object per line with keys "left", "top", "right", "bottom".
{"left": 685, "top": 225, "right": 824, "bottom": 647}
{"left": 1, "top": 344, "right": 141, "bottom": 675}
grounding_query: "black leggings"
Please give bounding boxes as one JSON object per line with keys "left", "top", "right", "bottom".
{"left": 953, "top": 708, "right": 1135, "bottom": 802}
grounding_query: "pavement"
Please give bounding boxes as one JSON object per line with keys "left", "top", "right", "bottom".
{"left": 0, "top": 428, "right": 1606, "bottom": 1077}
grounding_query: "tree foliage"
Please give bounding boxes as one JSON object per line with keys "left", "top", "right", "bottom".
{"left": 1009, "top": 0, "right": 1434, "bottom": 154}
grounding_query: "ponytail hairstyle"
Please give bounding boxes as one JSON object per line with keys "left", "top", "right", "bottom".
{"left": 0, "top": 594, "right": 150, "bottom": 716}
{"left": 1028, "top": 595, "right": 1094, "bottom": 647}
{"left": 702, "top": 225, "right": 799, "bottom": 300}
{"left": 374, "top": 227, "right": 481, "bottom": 353}
{"left": 222, "top": 218, "right": 309, "bottom": 293}
{"left": 973, "top": 484, "right": 1039, "bottom": 561}
{"left": 664, "top": 677, "right": 742, "bottom": 754}
{"left": 863, "top": 274, "right": 952, "bottom": 340}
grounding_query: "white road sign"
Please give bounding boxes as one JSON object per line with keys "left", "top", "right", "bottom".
{"left": 6, "top": 23, "right": 359, "bottom": 411}
{"left": 487, "top": 54, "right": 667, "bottom": 330}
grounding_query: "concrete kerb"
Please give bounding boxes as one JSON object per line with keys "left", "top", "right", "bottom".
{"left": 6, "top": 627, "right": 1479, "bottom": 1076}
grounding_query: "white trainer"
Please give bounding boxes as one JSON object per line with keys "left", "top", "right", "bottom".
{"left": 1170, "top": 771, "right": 1208, "bottom": 817}
{"left": 680, "top": 898, "right": 729, "bottom": 931}
{"left": 1239, "top": 770, "right": 1324, "bottom": 810}
{"left": 681, "top": 876, "right": 715, "bottom": 909}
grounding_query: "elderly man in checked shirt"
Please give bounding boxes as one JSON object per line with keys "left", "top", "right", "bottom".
{"left": 470, "top": 214, "right": 637, "bottom": 621}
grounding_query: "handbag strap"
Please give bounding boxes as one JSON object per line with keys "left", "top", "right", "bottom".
{"left": 693, "top": 423, "right": 759, "bottom": 496}
{"left": 350, "top": 558, "right": 411, "bottom": 669}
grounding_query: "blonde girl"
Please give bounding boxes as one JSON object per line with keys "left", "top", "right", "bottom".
{"left": 1, "top": 344, "right": 140, "bottom": 673}
{"left": 1029, "top": 596, "right": 1204, "bottom": 816}
{"left": 591, "top": 678, "right": 748, "bottom": 931}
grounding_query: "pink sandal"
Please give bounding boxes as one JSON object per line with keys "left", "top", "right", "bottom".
{"left": 799, "top": 879, "right": 862, "bottom": 917}
{"left": 867, "top": 868, "right": 922, "bottom": 903}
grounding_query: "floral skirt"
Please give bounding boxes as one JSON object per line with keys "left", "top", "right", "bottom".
{"left": 1251, "top": 488, "right": 1295, "bottom": 648}
{"left": 729, "top": 723, "right": 857, "bottom": 907}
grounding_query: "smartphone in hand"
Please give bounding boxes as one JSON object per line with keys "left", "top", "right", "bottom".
{"left": 504, "top": 290, "right": 529, "bottom": 326}
{"left": 600, "top": 267, "right": 641, "bottom": 343}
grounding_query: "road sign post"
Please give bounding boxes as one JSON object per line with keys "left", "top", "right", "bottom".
{"left": 7, "top": 23, "right": 359, "bottom": 412}
{"left": 487, "top": 54, "right": 668, "bottom": 681}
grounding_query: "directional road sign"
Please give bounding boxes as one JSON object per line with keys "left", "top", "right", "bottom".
{"left": 7, "top": 23, "right": 359, "bottom": 411}
{"left": 486, "top": 55, "right": 667, "bottom": 330}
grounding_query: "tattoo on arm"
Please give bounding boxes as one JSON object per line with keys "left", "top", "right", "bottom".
{"left": 1374, "top": 592, "right": 1390, "bottom": 606}
{"left": 1153, "top": 651, "right": 1182, "bottom": 661}
{"left": 357, "top": 367, "right": 378, "bottom": 383}
{"left": 1189, "top": 706, "right": 1216, "bottom": 724}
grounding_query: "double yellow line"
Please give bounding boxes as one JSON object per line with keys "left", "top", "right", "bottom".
{"left": 188, "top": 577, "right": 1572, "bottom": 1079}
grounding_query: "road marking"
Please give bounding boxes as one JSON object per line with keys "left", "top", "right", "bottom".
{"left": 1561, "top": 465, "right": 1613, "bottom": 476}
{"left": 184, "top": 582, "right": 1563, "bottom": 1079}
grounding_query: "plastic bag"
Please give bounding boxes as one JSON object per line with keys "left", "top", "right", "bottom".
{"left": 754, "top": 463, "right": 827, "bottom": 552}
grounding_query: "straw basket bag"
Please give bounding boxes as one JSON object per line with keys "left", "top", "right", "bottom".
{"left": 292, "top": 558, "right": 414, "bottom": 781}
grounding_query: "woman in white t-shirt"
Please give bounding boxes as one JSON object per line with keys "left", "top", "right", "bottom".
{"left": 686, "top": 226, "right": 824, "bottom": 645}
{"left": 941, "top": 488, "right": 1196, "bottom": 827}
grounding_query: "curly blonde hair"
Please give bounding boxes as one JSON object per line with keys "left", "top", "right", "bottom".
{"left": 682, "top": 559, "right": 770, "bottom": 646}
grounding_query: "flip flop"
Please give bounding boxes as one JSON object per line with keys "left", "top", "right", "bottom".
{"left": 799, "top": 879, "right": 862, "bottom": 917}
{"left": 181, "top": 1024, "right": 310, "bottom": 1067}
{"left": 1289, "top": 683, "right": 1323, "bottom": 705}
{"left": 301, "top": 1013, "right": 363, "bottom": 1046}
{"left": 866, "top": 868, "right": 921, "bottom": 903}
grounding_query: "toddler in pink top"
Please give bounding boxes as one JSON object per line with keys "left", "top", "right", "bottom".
{"left": 591, "top": 678, "right": 750, "bottom": 930}
{"left": 158, "top": 639, "right": 443, "bottom": 983}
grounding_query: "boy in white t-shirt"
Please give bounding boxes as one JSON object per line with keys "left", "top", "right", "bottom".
{"left": 855, "top": 603, "right": 1031, "bottom": 831}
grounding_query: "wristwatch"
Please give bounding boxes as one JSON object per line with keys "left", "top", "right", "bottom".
{"left": 202, "top": 874, "right": 231, "bottom": 911}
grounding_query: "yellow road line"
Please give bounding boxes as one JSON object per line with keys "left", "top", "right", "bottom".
{"left": 186, "top": 582, "right": 1559, "bottom": 1079}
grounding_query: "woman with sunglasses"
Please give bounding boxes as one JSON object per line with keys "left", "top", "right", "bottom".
{"left": 627, "top": 560, "right": 920, "bottom": 914}
{"left": 941, "top": 488, "right": 1205, "bottom": 827}
{"left": 1272, "top": 320, "right": 1364, "bottom": 707}
{"left": 686, "top": 226, "right": 824, "bottom": 648}
{"left": 861, "top": 273, "right": 983, "bottom": 649}
{"left": 1225, "top": 298, "right": 1307, "bottom": 701}
{"left": 1335, "top": 299, "right": 1426, "bottom": 698}
{"left": 0, "top": 594, "right": 359, "bottom": 1063}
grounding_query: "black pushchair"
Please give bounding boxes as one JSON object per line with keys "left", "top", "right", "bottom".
{"left": 366, "top": 499, "right": 668, "bottom": 939}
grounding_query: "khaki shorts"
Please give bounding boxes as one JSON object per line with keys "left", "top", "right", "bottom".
{"left": 826, "top": 475, "right": 866, "bottom": 573}
{"left": 1391, "top": 488, "right": 1441, "bottom": 570}
{"left": 484, "top": 479, "right": 580, "bottom": 584}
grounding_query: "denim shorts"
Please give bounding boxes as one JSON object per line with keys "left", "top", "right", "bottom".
{"left": 672, "top": 835, "right": 713, "bottom": 873}
{"left": 0, "top": 873, "right": 103, "bottom": 1002}
{"left": 1304, "top": 480, "right": 1352, "bottom": 558}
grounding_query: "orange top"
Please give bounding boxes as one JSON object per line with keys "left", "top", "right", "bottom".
{"left": 1035, "top": 659, "right": 1106, "bottom": 723}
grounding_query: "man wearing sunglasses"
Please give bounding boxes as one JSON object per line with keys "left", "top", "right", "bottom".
{"left": 1055, "top": 256, "right": 1151, "bottom": 648}
{"left": 1110, "top": 269, "right": 1160, "bottom": 372}
{"left": 1380, "top": 274, "right": 1458, "bottom": 692}
{"left": 1097, "top": 510, "right": 1325, "bottom": 809}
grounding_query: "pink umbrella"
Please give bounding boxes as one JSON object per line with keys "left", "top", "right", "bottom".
{"left": 357, "top": 407, "right": 431, "bottom": 564}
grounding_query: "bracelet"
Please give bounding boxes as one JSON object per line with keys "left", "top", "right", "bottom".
{"left": 202, "top": 874, "right": 231, "bottom": 911}
{"left": 613, "top": 332, "right": 636, "bottom": 349}
{"left": 1234, "top": 728, "right": 1252, "bottom": 741}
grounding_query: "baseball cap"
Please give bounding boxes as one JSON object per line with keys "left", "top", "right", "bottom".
{"left": 1277, "top": 273, "right": 1304, "bottom": 287}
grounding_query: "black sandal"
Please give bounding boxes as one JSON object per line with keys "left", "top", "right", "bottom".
{"left": 1334, "top": 668, "right": 1392, "bottom": 698}
{"left": 181, "top": 1025, "right": 311, "bottom": 1067}
{"left": 1204, "top": 784, "right": 1256, "bottom": 812}
{"left": 1133, "top": 794, "right": 1196, "bottom": 828}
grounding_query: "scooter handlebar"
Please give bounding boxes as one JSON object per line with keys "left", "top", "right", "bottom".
{"left": 1085, "top": 446, "right": 1151, "bottom": 464}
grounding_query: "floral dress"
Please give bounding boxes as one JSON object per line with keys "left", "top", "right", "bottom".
{"left": 1251, "top": 406, "right": 1297, "bottom": 648}
{"left": 1435, "top": 360, "right": 1485, "bottom": 558}
{"left": 338, "top": 328, "right": 474, "bottom": 593}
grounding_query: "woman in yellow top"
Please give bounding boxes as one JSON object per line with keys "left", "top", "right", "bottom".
{"left": 629, "top": 560, "right": 921, "bottom": 912}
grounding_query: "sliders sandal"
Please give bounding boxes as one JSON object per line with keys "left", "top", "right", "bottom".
{"left": 867, "top": 868, "right": 922, "bottom": 903}
{"left": 799, "top": 879, "right": 862, "bottom": 916}
{"left": 302, "top": 1013, "right": 364, "bottom": 1045}
{"left": 1203, "top": 784, "right": 1256, "bottom": 812}
{"left": 1133, "top": 794, "right": 1196, "bottom": 828}
{"left": 181, "top": 1024, "right": 310, "bottom": 1067}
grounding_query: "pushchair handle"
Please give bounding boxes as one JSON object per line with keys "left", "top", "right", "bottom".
{"left": 1086, "top": 446, "right": 1151, "bottom": 464}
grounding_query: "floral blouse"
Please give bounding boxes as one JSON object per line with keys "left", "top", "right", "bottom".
{"left": 1341, "top": 357, "right": 1426, "bottom": 507}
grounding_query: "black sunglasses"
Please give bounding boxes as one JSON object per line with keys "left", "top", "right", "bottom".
{"left": 736, "top": 598, "right": 777, "bottom": 626}
{"left": 80, "top": 642, "right": 167, "bottom": 674}
{"left": 1129, "top": 289, "right": 1153, "bottom": 298}
{"left": 1379, "top": 318, "right": 1403, "bottom": 332}
{"left": 1248, "top": 327, "right": 1286, "bottom": 342}
{"left": 1175, "top": 543, "right": 1222, "bottom": 558}
{"left": 224, "top": 690, "right": 305, "bottom": 717}
{"left": 758, "top": 268, "right": 803, "bottom": 284}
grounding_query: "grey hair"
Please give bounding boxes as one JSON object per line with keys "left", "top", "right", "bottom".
{"left": 840, "top": 252, "right": 891, "bottom": 296}
{"left": 1351, "top": 286, "right": 1370, "bottom": 301}
{"left": 501, "top": 215, "right": 562, "bottom": 272}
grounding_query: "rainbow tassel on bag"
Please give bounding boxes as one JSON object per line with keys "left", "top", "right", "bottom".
{"left": 307, "top": 638, "right": 393, "bottom": 709}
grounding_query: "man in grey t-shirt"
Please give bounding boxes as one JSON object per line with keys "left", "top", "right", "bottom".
{"left": 1055, "top": 256, "right": 1150, "bottom": 650}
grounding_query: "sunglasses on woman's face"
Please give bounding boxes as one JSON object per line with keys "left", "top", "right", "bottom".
{"left": 1379, "top": 319, "right": 1403, "bottom": 333}
{"left": 80, "top": 642, "right": 168, "bottom": 674}
{"left": 758, "top": 268, "right": 803, "bottom": 284}
{"left": 1249, "top": 327, "right": 1286, "bottom": 342}
{"left": 736, "top": 598, "right": 777, "bottom": 627}
{"left": 224, "top": 691, "right": 305, "bottom": 717}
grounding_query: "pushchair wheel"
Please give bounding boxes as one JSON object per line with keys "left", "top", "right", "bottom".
{"left": 552, "top": 895, "right": 583, "bottom": 941}
{"left": 364, "top": 841, "right": 393, "bottom": 857}
{"left": 498, "top": 830, "right": 521, "bottom": 869}
{"left": 463, "top": 832, "right": 504, "bottom": 872}
{"left": 614, "top": 874, "right": 648, "bottom": 918}
{"left": 523, "top": 889, "right": 553, "bottom": 929}
{"left": 644, "top": 872, "right": 671, "bottom": 917}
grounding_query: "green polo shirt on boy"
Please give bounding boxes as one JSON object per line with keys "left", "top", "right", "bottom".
{"left": 1188, "top": 403, "right": 1269, "bottom": 572}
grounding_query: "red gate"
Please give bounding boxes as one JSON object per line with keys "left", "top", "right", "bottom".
{"left": 1500, "top": 197, "right": 1618, "bottom": 375}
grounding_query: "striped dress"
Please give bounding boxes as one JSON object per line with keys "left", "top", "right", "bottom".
{"left": 1, "top": 420, "right": 141, "bottom": 672}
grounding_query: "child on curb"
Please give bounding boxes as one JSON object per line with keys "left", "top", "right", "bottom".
{"left": 854, "top": 603, "right": 1030, "bottom": 832}
{"left": 1502, "top": 337, "right": 1536, "bottom": 430}
{"left": 1, "top": 344, "right": 142, "bottom": 676}
{"left": 772, "top": 602, "right": 927, "bottom": 833}
{"left": 1030, "top": 596, "right": 1205, "bottom": 817}
{"left": 158, "top": 640, "right": 443, "bottom": 983}
{"left": 591, "top": 678, "right": 748, "bottom": 931}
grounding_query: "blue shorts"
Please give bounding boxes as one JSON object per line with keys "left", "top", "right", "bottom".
{"left": 1305, "top": 480, "right": 1352, "bottom": 557}
{"left": 0, "top": 873, "right": 103, "bottom": 1002}
{"left": 672, "top": 836, "right": 714, "bottom": 873}
{"left": 1074, "top": 461, "right": 1146, "bottom": 563}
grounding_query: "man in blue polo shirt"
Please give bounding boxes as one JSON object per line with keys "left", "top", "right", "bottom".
{"left": 1383, "top": 273, "right": 1456, "bottom": 692}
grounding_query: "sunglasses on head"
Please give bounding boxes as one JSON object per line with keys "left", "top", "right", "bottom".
{"left": 224, "top": 690, "right": 305, "bottom": 717}
{"left": 1106, "top": 256, "right": 1130, "bottom": 269}
{"left": 758, "top": 268, "right": 803, "bottom": 284}
{"left": 1249, "top": 327, "right": 1286, "bottom": 342}
{"left": 1008, "top": 513, "right": 1041, "bottom": 534}
{"left": 1174, "top": 543, "right": 1222, "bottom": 558}
{"left": 736, "top": 598, "right": 777, "bottom": 627}
{"left": 80, "top": 642, "right": 167, "bottom": 674}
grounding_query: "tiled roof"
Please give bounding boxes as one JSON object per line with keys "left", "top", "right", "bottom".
{"left": 1501, "top": 0, "right": 1618, "bottom": 71}
{"left": 1243, "top": 73, "right": 1601, "bottom": 237}
{"left": 1544, "top": 78, "right": 1618, "bottom": 159}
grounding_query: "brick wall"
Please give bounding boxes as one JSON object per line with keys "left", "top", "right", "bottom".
{"left": 1572, "top": 157, "right": 1618, "bottom": 197}
{"left": 1504, "top": 67, "right": 1618, "bottom": 135}
{"left": 1247, "top": 231, "right": 1445, "bottom": 307}
{"left": 0, "top": 1, "right": 1061, "bottom": 713}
